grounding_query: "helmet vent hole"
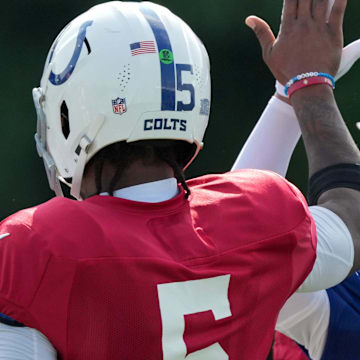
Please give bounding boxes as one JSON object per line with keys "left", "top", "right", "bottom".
{"left": 117, "top": 63, "right": 131, "bottom": 92}
{"left": 61, "top": 101, "right": 70, "bottom": 139}
{"left": 194, "top": 65, "right": 203, "bottom": 87}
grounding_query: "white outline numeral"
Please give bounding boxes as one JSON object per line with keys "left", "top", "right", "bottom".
{"left": 157, "top": 275, "right": 231, "bottom": 359}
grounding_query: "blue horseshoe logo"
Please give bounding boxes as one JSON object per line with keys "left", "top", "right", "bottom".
{"left": 49, "top": 20, "right": 93, "bottom": 86}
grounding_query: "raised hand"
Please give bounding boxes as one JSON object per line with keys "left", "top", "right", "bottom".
{"left": 246, "top": 0, "right": 347, "bottom": 85}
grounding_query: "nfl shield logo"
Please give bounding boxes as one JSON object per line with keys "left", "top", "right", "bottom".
{"left": 112, "top": 97, "right": 127, "bottom": 115}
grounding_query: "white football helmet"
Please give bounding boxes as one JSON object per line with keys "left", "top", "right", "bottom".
{"left": 33, "top": 1, "right": 211, "bottom": 200}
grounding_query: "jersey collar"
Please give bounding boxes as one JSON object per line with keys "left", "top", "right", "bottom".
{"left": 100, "top": 177, "right": 179, "bottom": 203}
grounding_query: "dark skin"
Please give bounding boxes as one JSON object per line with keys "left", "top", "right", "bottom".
{"left": 247, "top": 0, "right": 360, "bottom": 273}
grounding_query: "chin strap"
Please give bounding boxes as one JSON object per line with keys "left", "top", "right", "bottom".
{"left": 70, "top": 115, "right": 105, "bottom": 200}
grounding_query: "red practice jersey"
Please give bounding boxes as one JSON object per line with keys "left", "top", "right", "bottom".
{"left": 0, "top": 170, "right": 316, "bottom": 359}
{"left": 273, "top": 332, "right": 309, "bottom": 360}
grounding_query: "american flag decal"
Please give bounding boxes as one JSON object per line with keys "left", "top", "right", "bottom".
{"left": 130, "top": 41, "right": 156, "bottom": 56}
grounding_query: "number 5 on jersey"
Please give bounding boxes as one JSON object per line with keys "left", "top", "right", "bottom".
{"left": 157, "top": 275, "right": 232, "bottom": 359}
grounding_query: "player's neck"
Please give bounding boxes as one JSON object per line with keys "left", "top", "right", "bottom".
{"left": 81, "top": 160, "right": 175, "bottom": 199}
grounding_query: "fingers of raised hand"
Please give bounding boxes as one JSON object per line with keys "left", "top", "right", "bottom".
{"left": 326, "top": 0, "right": 335, "bottom": 22}
{"left": 281, "top": 0, "right": 297, "bottom": 30}
{"left": 282, "top": 0, "right": 338, "bottom": 26}
{"left": 297, "top": 0, "right": 312, "bottom": 18}
{"left": 328, "top": 0, "right": 347, "bottom": 29}
{"left": 245, "top": 16, "right": 275, "bottom": 57}
{"left": 312, "top": 0, "right": 331, "bottom": 21}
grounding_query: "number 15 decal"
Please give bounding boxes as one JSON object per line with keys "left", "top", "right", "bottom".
{"left": 157, "top": 275, "right": 232, "bottom": 359}
{"left": 176, "top": 64, "right": 195, "bottom": 111}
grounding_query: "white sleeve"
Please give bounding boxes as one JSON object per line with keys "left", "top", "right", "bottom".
{"left": 231, "top": 95, "right": 354, "bottom": 291}
{"left": 275, "top": 207, "right": 353, "bottom": 360}
{"left": 0, "top": 323, "right": 57, "bottom": 360}
{"left": 276, "top": 291, "right": 330, "bottom": 360}
{"left": 297, "top": 206, "right": 354, "bottom": 292}
{"left": 231, "top": 96, "right": 301, "bottom": 176}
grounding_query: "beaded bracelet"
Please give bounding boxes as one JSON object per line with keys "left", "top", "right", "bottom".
{"left": 284, "top": 72, "right": 335, "bottom": 96}
{"left": 288, "top": 76, "right": 334, "bottom": 98}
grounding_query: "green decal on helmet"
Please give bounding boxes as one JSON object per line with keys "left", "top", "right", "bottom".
{"left": 159, "top": 49, "right": 174, "bottom": 64}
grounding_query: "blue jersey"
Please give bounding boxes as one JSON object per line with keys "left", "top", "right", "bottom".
{"left": 295, "top": 272, "right": 360, "bottom": 360}
{"left": 320, "top": 272, "right": 360, "bottom": 360}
